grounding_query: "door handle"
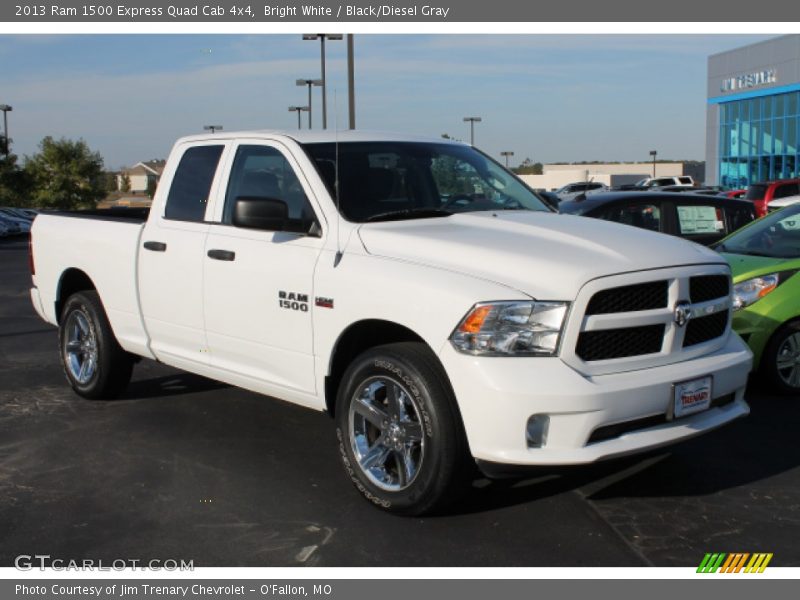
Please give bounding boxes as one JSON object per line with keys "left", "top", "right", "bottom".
{"left": 207, "top": 249, "right": 236, "bottom": 261}
{"left": 143, "top": 241, "right": 167, "bottom": 252}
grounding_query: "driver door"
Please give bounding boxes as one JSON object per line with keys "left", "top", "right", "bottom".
{"left": 202, "top": 140, "right": 324, "bottom": 395}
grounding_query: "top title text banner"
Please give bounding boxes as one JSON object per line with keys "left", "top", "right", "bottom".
{"left": 5, "top": 0, "right": 800, "bottom": 22}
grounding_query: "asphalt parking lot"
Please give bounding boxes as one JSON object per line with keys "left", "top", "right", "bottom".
{"left": 1, "top": 235, "right": 798, "bottom": 567}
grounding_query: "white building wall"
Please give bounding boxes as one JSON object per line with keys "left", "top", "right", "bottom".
{"left": 520, "top": 162, "right": 684, "bottom": 190}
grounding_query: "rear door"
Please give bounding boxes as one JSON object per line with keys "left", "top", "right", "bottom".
{"left": 138, "top": 142, "right": 227, "bottom": 366}
{"left": 202, "top": 140, "right": 325, "bottom": 394}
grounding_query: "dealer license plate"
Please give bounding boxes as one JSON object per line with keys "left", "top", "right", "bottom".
{"left": 672, "top": 375, "right": 712, "bottom": 419}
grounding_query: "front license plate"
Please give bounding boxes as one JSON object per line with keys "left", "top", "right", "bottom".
{"left": 672, "top": 376, "right": 712, "bottom": 419}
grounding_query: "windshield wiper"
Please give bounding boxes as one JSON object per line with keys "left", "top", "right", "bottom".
{"left": 364, "top": 208, "right": 453, "bottom": 223}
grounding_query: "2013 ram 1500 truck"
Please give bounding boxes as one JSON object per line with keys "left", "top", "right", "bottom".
{"left": 29, "top": 131, "right": 752, "bottom": 514}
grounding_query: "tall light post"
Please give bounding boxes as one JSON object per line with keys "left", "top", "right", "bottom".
{"left": 0, "top": 104, "right": 12, "bottom": 157}
{"left": 500, "top": 151, "right": 514, "bottom": 168}
{"left": 302, "top": 34, "right": 343, "bottom": 130}
{"left": 649, "top": 150, "right": 657, "bottom": 177}
{"left": 463, "top": 116, "right": 482, "bottom": 146}
{"left": 288, "top": 106, "right": 309, "bottom": 130}
{"left": 203, "top": 125, "right": 223, "bottom": 133}
{"left": 347, "top": 34, "right": 356, "bottom": 130}
{"left": 296, "top": 79, "right": 322, "bottom": 129}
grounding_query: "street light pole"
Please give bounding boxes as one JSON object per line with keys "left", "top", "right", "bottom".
{"left": 347, "top": 34, "right": 356, "bottom": 130}
{"left": 500, "top": 151, "right": 514, "bottom": 168}
{"left": 288, "top": 106, "right": 309, "bottom": 130}
{"left": 203, "top": 125, "right": 223, "bottom": 134}
{"left": 463, "top": 116, "right": 482, "bottom": 146}
{"left": 649, "top": 150, "right": 657, "bottom": 177}
{"left": 0, "top": 104, "right": 12, "bottom": 157}
{"left": 296, "top": 79, "right": 322, "bottom": 129}
{"left": 303, "top": 34, "right": 343, "bottom": 130}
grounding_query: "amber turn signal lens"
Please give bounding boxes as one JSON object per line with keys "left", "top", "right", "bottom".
{"left": 460, "top": 305, "right": 493, "bottom": 333}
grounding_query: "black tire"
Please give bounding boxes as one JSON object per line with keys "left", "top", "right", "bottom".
{"left": 58, "top": 291, "right": 134, "bottom": 399}
{"left": 761, "top": 320, "right": 800, "bottom": 395}
{"left": 335, "top": 342, "right": 469, "bottom": 515}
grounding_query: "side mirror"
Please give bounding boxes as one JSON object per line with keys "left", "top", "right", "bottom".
{"left": 233, "top": 197, "right": 288, "bottom": 231}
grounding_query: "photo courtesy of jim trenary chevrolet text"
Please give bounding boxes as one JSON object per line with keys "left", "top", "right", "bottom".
{"left": 0, "top": 0, "right": 799, "bottom": 597}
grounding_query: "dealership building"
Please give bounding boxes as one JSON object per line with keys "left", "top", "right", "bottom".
{"left": 707, "top": 35, "right": 800, "bottom": 188}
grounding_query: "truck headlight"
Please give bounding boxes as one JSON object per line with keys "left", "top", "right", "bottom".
{"left": 732, "top": 270, "right": 796, "bottom": 311}
{"left": 450, "top": 301, "right": 569, "bottom": 356}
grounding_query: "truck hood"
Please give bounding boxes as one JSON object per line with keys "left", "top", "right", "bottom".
{"left": 357, "top": 211, "right": 724, "bottom": 299}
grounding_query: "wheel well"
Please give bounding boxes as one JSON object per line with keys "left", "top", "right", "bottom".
{"left": 55, "top": 269, "right": 96, "bottom": 323}
{"left": 325, "top": 320, "right": 427, "bottom": 417}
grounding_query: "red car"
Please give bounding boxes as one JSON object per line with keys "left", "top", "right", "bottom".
{"left": 745, "top": 179, "right": 800, "bottom": 217}
{"left": 724, "top": 189, "right": 746, "bottom": 199}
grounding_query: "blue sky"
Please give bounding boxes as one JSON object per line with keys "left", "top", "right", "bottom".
{"left": 0, "top": 34, "right": 774, "bottom": 169}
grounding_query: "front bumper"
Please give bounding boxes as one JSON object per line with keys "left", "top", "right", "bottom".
{"left": 439, "top": 332, "right": 752, "bottom": 466}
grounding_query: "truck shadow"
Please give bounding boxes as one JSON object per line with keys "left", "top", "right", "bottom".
{"left": 120, "top": 372, "right": 229, "bottom": 400}
{"left": 449, "top": 384, "right": 800, "bottom": 515}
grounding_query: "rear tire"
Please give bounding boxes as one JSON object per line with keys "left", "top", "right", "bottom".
{"left": 335, "top": 342, "right": 469, "bottom": 516}
{"left": 761, "top": 320, "right": 800, "bottom": 395}
{"left": 59, "top": 291, "right": 134, "bottom": 399}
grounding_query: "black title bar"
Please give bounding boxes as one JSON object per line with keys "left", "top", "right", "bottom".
{"left": 4, "top": 0, "right": 800, "bottom": 22}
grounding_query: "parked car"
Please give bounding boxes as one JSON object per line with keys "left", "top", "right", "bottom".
{"left": 723, "top": 189, "right": 747, "bottom": 199}
{"left": 29, "top": 130, "right": 752, "bottom": 514}
{"left": 655, "top": 186, "right": 720, "bottom": 195}
{"left": 0, "top": 207, "right": 35, "bottom": 221}
{"left": 554, "top": 181, "right": 608, "bottom": 202}
{"left": 0, "top": 210, "right": 31, "bottom": 234}
{"left": 536, "top": 190, "right": 562, "bottom": 209}
{"left": 635, "top": 176, "right": 695, "bottom": 188}
{"left": 0, "top": 213, "right": 21, "bottom": 235}
{"left": 559, "top": 192, "right": 756, "bottom": 246}
{"left": 767, "top": 194, "right": 800, "bottom": 212}
{"left": 0, "top": 220, "right": 9, "bottom": 237}
{"left": 744, "top": 179, "right": 800, "bottom": 217}
{"left": 714, "top": 203, "right": 800, "bottom": 393}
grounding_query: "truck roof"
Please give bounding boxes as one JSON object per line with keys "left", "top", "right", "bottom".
{"left": 175, "top": 129, "right": 468, "bottom": 146}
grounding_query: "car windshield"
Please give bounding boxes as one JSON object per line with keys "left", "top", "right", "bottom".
{"left": 715, "top": 204, "right": 800, "bottom": 259}
{"left": 302, "top": 141, "right": 550, "bottom": 222}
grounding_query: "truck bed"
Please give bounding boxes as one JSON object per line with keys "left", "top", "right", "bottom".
{"left": 31, "top": 211, "right": 152, "bottom": 358}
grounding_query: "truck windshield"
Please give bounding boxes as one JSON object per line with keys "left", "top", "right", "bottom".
{"left": 302, "top": 141, "right": 551, "bottom": 222}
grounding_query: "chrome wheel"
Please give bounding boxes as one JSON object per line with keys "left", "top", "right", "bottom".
{"left": 776, "top": 332, "right": 800, "bottom": 389}
{"left": 348, "top": 376, "right": 425, "bottom": 492}
{"left": 64, "top": 309, "right": 98, "bottom": 385}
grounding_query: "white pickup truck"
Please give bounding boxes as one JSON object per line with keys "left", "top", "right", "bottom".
{"left": 30, "top": 131, "right": 752, "bottom": 514}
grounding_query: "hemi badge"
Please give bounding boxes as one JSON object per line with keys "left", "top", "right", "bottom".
{"left": 315, "top": 297, "right": 334, "bottom": 309}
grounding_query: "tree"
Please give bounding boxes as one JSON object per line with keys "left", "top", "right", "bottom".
{"left": 146, "top": 177, "right": 157, "bottom": 198}
{"left": 25, "top": 136, "right": 106, "bottom": 210}
{"left": 513, "top": 158, "right": 543, "bottom": 176}
{"left": 120, "top": 172, "right": 131, "bottom": 193}
{"left": 0, "top": 152, "right": 31, "bottom": 207}
{"left": 103, "top": 171, "right": 118, "bottom": 193}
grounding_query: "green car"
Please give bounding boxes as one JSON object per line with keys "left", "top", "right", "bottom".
{"left": 715, "top": 203, "right": 800, "bottom": 394}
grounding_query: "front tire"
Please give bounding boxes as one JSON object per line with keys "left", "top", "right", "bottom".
{"left": 59, "top": 291, "right": 134, "bottom": 399}
{"left": 335, "top": 342, "right": 468, "bottom": 515}
{"left": 762, "top": 320, "right": 800, "bottom": 395}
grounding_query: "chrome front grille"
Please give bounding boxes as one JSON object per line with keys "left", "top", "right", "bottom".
{"left": 561, "top": 265, "right": 733, "bottom": 375}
